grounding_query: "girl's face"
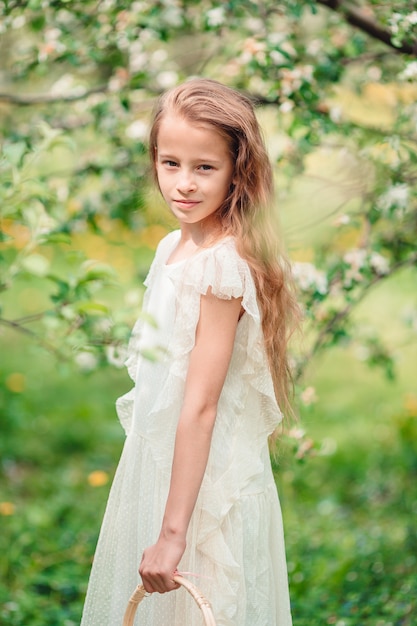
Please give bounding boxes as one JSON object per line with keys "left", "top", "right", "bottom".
{"left": 155, "top": 114, "right": 235, "bottom": 231}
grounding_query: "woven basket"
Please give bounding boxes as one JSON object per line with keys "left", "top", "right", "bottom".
{"left": 122, "top": 574, "right": 216, "bottom": 626}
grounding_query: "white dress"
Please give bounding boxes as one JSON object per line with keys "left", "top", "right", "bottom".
{"left": 80, "top": 230, "right": 292, "bottom": 626}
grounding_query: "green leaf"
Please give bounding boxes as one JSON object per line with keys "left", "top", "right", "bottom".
{"left": 40, "top": 233, "right": 72, "bottom": 246}
{"left": 74, "top": 301, "right": 109, "bottom": 316}
{"left": 78, "top": 261, "right": 116, "bottom": 284}
{"left": 20, "top": 253, "right": 50, "bottom": 277}
{"left": 2, "top": 142, "right": 27, "bottom": 167}
{"left": 47, "top": 275, "right": 71, "bottom": 302}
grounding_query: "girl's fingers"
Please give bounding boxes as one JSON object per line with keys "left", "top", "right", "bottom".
{"left": 139, "top": 539, "right": 185, "bottom": 592}
{"left": 140, "top": 571, "right": 179, "bottom": 594}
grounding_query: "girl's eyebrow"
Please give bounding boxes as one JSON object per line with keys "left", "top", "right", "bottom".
{"left": 158, "top": 152, "right": 223, "bottom": 165}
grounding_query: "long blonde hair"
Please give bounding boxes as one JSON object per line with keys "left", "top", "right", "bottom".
{"left": 149, "top": 78, "right": 300, "bottom": 417}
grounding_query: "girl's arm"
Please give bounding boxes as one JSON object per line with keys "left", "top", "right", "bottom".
{"left": 139, "top": 289, "right": 242, "bottom": 593}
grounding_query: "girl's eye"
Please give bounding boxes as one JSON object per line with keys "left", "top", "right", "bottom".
{"left": 164, "top": 160, "right": 178, "bottom": 167}
{"left": 199, "top": 164, "right": 213, "bottom": 171}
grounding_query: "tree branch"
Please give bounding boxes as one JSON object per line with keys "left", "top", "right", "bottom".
{"left": 0, "top": 316, "right": 66, "bottom": 359}
{"left": 0, "top": 83, "right": 108, "bottom": 106}
{"left": 316, "top": 0, "right": 417, "bottom": 56}
{"left": 295, "top": 251, "right": 417, "bottom": 382}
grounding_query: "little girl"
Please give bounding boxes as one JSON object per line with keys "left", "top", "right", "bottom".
{"left": 80, "top": 78, "right": 299, "bottom": 626}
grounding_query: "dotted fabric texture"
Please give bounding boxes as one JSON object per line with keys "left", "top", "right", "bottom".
{"left": 80, "top": 231, "right": 292, "bottom": 626}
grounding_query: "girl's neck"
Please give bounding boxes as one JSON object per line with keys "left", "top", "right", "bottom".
{"left": 169, "top": 218, "right": 228, "bottom": 264}
{"left": 178, "top": 216, "right": 226, "bottom": 249}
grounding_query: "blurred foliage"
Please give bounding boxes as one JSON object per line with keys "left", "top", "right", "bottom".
{"left": 1, "top": 1, "right": 417, "bottom": 625}
{"left": 0, "top": 0, "right": 416, "bottom": 375}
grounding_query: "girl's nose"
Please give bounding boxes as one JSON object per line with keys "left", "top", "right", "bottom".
{"left": 176, "top": 171, "right": 197, "bottom": 194}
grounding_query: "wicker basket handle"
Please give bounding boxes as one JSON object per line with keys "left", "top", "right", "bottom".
{"left": 122, "top": 574, "right": 217, "bottom": 626}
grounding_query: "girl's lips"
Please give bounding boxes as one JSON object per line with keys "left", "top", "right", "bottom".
{"left": 173, "top": 199, "right": 201, "bottom": 208}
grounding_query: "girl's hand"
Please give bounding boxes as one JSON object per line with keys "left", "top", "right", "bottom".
{"left": 139, "top": 534, "right": 186, "bottom": 594}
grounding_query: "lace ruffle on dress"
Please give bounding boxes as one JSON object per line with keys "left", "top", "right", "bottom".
{"left": 80, "top": 230, "right": 292, "bottom": 626}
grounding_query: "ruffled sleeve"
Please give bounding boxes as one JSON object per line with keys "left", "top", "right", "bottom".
{"left": 115, "top": 230, "right": 180, "bottom": 435}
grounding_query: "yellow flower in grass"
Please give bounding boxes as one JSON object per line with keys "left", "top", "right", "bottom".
{"left": 404, "top": 394, "right": 417, "bottom": 416}
{"left": 88, "top": 471, "right": 109, "bottom": 487}
{"left": 5, "top": 373, "right": 26, "bottom": 393}
{"left": 0, "top": 502, "right": 16, "bottom": 516}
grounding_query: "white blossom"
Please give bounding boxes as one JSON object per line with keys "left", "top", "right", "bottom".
{"left": 343, "top": 248, "right": 366, "bottom": 269}
{"left": 206, "top": 7, "right": 226, "bottom": 27}
{"left": 95, "top": 318, "right": 114, "bottom": 334}
{"left": 280, "top": 65, "right": 313, "bottom": 97}
{"left": 267, "top": 32, "right": 287, "bottom": 47}
{"left": 288, "top": 427, "right": 306, "bottom": 440}
{"left": 245, "top": 17, "right": 263, "bottom": 33}
{"left": 240, "top": 38, "right": 266, "bottom": 65}
{"left": 125, "top": 119, "right": 148, "bottom": 140}
{"left": 156, "top": 70, "right": 178, "bottom": 89}
{"left": 407, "top": 11, "right": 417, "bottom": 25}
{"left": 330, "top": 106, "right": 343, "bottom": 123}
{"left": 56, "top": 184, "right": 69, "bottom": 202}
{"left": 333, "top": 214, "right": 350, "bottom": 227}
{"left": 292, "top": 262, "right": 328, "bottom": 295}
{"left": 343, "top": 249, "right": 367, "bottom": 286}
{"left": 50, "top": 74, "right": 77, "bottom": 96}
{"left": 399, "top": 61, "right": 417, "bottom": 81}
{"left": 12, "top": 15, "right": 26, "bottom": 29}
{"left": 390, "top": 12, "right": 403, "bottom": 35}
{"left": 270, "top": 50, "right": 287, "bottom": 65}
{"left": 99, "top": 0, "right": 116, "bottom": 10}
{"left": 131, "top": 1, "right": 147, "bottom": 12}
{"left": 377, "top": 184, "right": 409, "bottom": 214}
{"left": 367, "top": 66, "right": 382, "bottom": 81}
{"left": 116, "top": 32, "right": 130, "bottom": 51}
{"left": 124, "top": 289, "right": 142, "bottom": 307}
{"left": 56, "top": 9, "right": 73, "bottom": 24}
{"left": 279, "top": 100, "right": 294, "bottom": 114}
{"left": 75, "top": 351, "right": 98, "bottom": 372}
{"left": 300, "top": 386, "right": 318, "bottom": 406}
{"left": 151, "top": 49, "right": 168, "bottom": 65}
{"left": 280, "top": 41, "right": 297, "bottom": 57}
{"left": 129, "top": 41, "right": 148, "bottom": 73}
{"left": 36, "top": 212, "right": 57, "bottom": 236}
{"left": 106, "top": 345, "right": 128, "bottom": 368}
{"left": 369, "top": 252, "right": 390, "bottom": 276}
{"left": 44, "top": 28, "right": 61, "bottom": 43}
{"left": 306, "top": 39, "right": 322, "bottom": 56}
{"left": 24, "top": 202, "right": 57, "bottom": 236}
{"left": 108, "top": 73, "right": 126, "bottom": 92}
{"left": 344, "top": 248, "right": 367, "bottom": 271}
{"left": 161, "top": 5, "right": 183, "bottom": 28}
{"left": 320, "top": 437, "right": 337, "bottom": 456}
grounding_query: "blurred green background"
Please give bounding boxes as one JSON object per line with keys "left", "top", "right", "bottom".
{"left": 1, "top": 2, "right": 417, "bottom": 625}
{"left": 1, "top": 236, "right": 416, "bottom": 626}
